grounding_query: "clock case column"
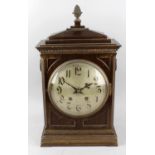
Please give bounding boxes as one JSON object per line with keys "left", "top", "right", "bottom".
{"left": 36, "top": 23, "right": 121, "bottom": 146}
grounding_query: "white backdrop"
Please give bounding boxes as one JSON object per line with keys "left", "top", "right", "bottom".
{"left": 28, "top": 0, "right": 126, "bottom": 155}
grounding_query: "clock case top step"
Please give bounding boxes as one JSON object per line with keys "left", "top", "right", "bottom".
{"left": 36, "top": 21, "right": 121, "bottom": 54}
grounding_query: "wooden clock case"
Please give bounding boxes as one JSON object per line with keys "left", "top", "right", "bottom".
{"left": 36, "top": 17, "right": 121, "bottom": 146}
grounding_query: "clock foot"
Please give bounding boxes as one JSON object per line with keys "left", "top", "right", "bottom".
{"left": 41, "top": 128, "right": 118, "bottom": 146}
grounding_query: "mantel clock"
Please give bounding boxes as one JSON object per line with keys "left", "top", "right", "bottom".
{"left": 36, "top": 5, "right": 121, "bottom": 146}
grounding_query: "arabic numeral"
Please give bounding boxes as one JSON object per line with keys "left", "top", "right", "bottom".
{"left": 67, "top": 102, "right": 71, "bottom": 110}
{"left": 59, "top": 95, "right": 64, "bottom": 103}
{"left": 57, "top": 86, "right": 62, "bottom": 94}
{"left": 87, "top": 104, "right": 91, "bottom": 108}
{"left": 76, "top": 105, "right": 81, "bottom": 112}
{"left": 75, "top": 66, "right": 82, "bottom": 76}
{"left": 96, "top": 86, "right": 102, "bottom": 93}
{"left": 88, "top": 69, "right": 90, "bottom": 77}
{"left": 66, "top": 70, "right": 71, "bottom": 78}
{"left": 58, "top": 77, "right": 65, "bottom": 85}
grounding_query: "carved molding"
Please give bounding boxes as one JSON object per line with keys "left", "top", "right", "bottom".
{"left": 50, "top": 121, "right": 76, "bottom": 128}
{"left": 82, "top": 121, "right": 107, "bottom": 128}
{"left": 96, "top": 57, "right": 110, "bottom": 71}
{"left": 44, "top": 129, "right": 115, "bottom": 135}
{"left": 47, "top": 58, "right": 61, "bottom": 72}
{"left": 40, "top": 49, "right": 116, "bottom": 55}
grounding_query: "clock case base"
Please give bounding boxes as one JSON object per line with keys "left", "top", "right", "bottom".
{"left": 41, "top": 128, "right": 117, "bottom": 146}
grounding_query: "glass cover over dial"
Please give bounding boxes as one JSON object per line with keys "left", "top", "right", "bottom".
{"left": 48, "top": 59, "right": 110, "bottom": 117}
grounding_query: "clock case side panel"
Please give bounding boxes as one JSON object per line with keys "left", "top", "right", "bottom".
{"left": 40, "top": 57, "right": 48, "bottom": 129}
{"left": 111, "top": 56, "right": 117, "bottom": 127}
{"left": 96, "top": 54, "right": 117, "bottom": 129}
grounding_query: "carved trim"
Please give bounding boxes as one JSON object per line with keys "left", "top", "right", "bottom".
{"left": 50, "top": 120, "right": 76, "bottom": 128}
{"left": 44, "top": 128, "right": 115, "bottom": 135}
{"left": 47, "top": 58, "right": 61, "bottom": 72}
{"left": 41, "top": 54, "right": 60, "bottom": 59}
{"left": 82, "top": 121, "right": 107, "bottom": 128}
{"left": 109, "top": 83, "right": 112, "bottom": 96}
{"left": 97, "top": 55, "right": 116, "bottom": 58}
{"left": 40, "top": 58, "right": 43, "bottom": 71}
{"left": 96, "top": 57, "right": 110, "bottom": 71}
{"left": 40, "top": 49, "right": 116, "bottom": 55}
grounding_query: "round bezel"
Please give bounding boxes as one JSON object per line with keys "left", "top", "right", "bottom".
{"left": 48, "top": 59, "right": 110, "bottom": 118}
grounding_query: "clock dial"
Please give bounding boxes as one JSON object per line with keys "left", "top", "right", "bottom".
{"left": 48, "top": 59, "right": 110, "bottom": 117}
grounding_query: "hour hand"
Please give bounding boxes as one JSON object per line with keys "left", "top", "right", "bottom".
{"left": 84, "top": 83, "right": 93, "bottom": 89}
{"left": 80, "top": 83, "right": 93, "bottom": 90}
{"left": 77, "top": 83, "right": 93, "bottom": 94}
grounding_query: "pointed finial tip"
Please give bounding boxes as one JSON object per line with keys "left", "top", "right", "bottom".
{"left": 73, "top": 4, "right": 82, "bottom": 19}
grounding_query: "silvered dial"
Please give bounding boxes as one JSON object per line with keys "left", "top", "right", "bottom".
{"left": 48, "top": 59, "right": 110, "bottom": 117}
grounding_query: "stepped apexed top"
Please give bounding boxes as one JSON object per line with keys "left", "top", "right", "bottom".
{"left": 36, "top": 5, "right": 121, "bottom": 51}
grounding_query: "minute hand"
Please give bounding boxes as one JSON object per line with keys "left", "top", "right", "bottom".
{"left": 64, "top": 80, "right": 78, "bottom": 91}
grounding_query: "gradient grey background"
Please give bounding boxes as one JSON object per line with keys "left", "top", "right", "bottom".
{"left": 28, "top": 0, "right": 126, "bottom": 155}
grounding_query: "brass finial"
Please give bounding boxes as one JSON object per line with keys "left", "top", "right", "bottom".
{"left": 73, "top": 5, "right": 82, "bottom": 20}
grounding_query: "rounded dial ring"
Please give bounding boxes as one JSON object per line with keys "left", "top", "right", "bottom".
{"left": 48, "top": 59, "right": 110, "bottom": 118}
